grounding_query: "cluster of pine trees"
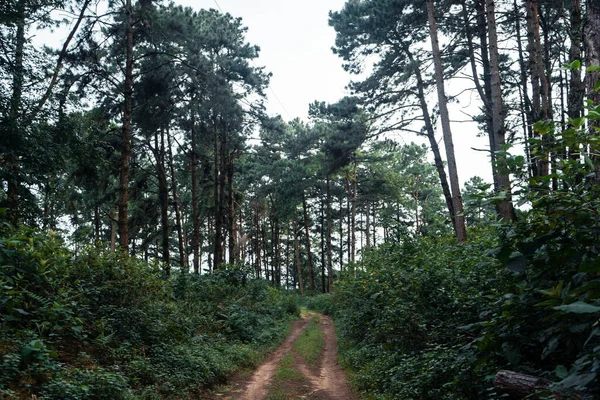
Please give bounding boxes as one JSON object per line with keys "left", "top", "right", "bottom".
{"left": 2, "top": 0, "right": 600, "bottom": 291}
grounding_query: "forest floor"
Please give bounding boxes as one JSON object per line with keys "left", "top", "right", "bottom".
{"left": 205, "top": 312, "right": 358, "bottom": 400}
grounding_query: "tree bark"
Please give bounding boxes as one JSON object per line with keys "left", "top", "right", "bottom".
{"left": 302, "top": 193, "right": 315, "bottom": 295}
{"left": 191, "top": 107, "right": 200, "bottom": 273}
{"left": 6, "top": 0, "right": 25, "bottom": 225}
{"left": 154, "top": 130, "right": 170, "bottom": 271}
{"left": 294, "top": 222, "right": 305, "bottom": 295}
{"left": 585, "top": 0, "right": 600, "bottom": 108}
{"left": 326, "top": 175, "right": 334, "bottom": 293}
{"left": 406, "top": 46, "right": 457, "bottom": 232}
{"left": 118, "top": 0, "right": 134, "bottom": 251}
{"left": 569, "top": 0, "right": 584, "bottom": 123}
{"left": 487, "top": 0, "right": 516, "bottom": 221}
{"left": 494, "top": 370, "right": 552, "bottom": 398}
{"left": 167, "top": 129, "right": 186, "bottom": 269}
{"left": 426, "top": 0, "right": 467, "bottom": 243}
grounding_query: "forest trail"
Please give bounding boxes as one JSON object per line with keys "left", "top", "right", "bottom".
{"left": 216, "top": 312, "right": 358, "bottom": 400}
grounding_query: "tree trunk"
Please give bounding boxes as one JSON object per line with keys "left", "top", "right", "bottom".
{"left": 191, "top": 108, "right": 200, "bottom": 274}
{"left": 167, "top": 129, "right": 186, "bottom": 269}
{"left": 487, "top": 0, "right": 516, "bottom": 221}
{"left": 320, "top": 199, "right": 326, "bottom": 293}
{"left": 118, "top": 0, "right": 134, "bottom": 251}
{"left": 228, "top": 152, "right": 236, "bottom": 264}
{"left": 214, "top": 122, "right": 225, "bottom": 268}
{"left": 407, "top": 46, "right": 457, "bottom": 232}
{"left": 326, "top": 175, "right": 334, "bottom": 293}
{"left": 569, "top": 0, "right": 584, "bottom": 130}
{"left": 585, "top": 0, "right": 600, "bottom": 108}
{"left": 302, "top": 193, "right": 315, "bottom": 295}
{"left": 154, "top": 130, "right": 170, "bottom": 271}
{"left": 426, "top": 0, "right": 467, "bottom": 243}
{"left": 512, "top": 0, "right": 535, "bottom": 178}
{"left": 494, "top": 370, "right": 552, "bottom": 398}
{"left": 294, "top": 223, "right": 305, "bottom": 295}
{"left": 526, "top": 0, "right": 550, "bottom": 179}
{"left": 6, "top": 0, "right": 25, "bottom": 225}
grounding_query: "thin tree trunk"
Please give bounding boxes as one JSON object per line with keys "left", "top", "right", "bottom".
{"left": 320, "top": 199, "right": 326, "bottom": 293}
{"left": 155, "top": 130, "right": 170, "bottom": 270}
{"left": 167, "top": 129, "right": 186, "bottom": 269}
{"left": 214, "top": 123, "right": 225, "bottom": 268}
{"left": 118, "top": 0, "right": 134, "bottom": 251}
{"left": 426, "top": 0, "right": 467, "bottom": 242}
{"left": 585, "top": 0, "right": 600, "bottom": 108}
{"left": 228, "top": 152, "right": 236, "bottom": 264}
{"left": 487, "top": 0, "right": 516, "bottom": 221}
{"left": 294, "top": 223, "right": 305, "bottom": 295}
{"left": 526, "top": 0, "right": 550, "bottom": 179}
{"left": 365, "top": 202, "right": 371, "bottom": 248}
{"left": 569, "top": 0, "right": 584, "bottom": 125}
{"left": 406, "top": 46, "right": 457, "bottom": 232}
{"left": 514, "top": 0, "right": 535, "bottom": 178}
{"left": 302, "top": 193, "right": 315, "bottom": 295}
{"left": 326, "top": 175, "right": 334, "bottom": 293}
{"left": 191, "top": 108, "right": 200, "bottom": 273}
{"left": 6, "top": 0, "right": 25, "bottom": 225}
{"left": 351, "top": 155, "right": 357, "bottom": 262}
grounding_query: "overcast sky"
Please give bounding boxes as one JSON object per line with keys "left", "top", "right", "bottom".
{"left": 39, "top": 0, "right": 493, "bottom": 184}
{"left": 174, "top": 0, "right": 352, "bottom": 121}
{"left": 172, "top": 0, "right": 493, "bottom": 184}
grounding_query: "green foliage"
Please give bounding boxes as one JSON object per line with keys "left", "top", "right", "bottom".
{"left": 478, "top": 117, "right": 600, "bottom": 397}
{"left": 0, "top": 224, "right": 298, "bottom": 398}
{"left": 331, "top": 227, "right": 505, "bottom": 399}
{"left": 333, "top": 113, "right": 600, "bottom": 399}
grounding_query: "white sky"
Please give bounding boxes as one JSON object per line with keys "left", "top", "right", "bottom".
{"left": 175, "top": 0, "right": 353, "bottom": 121}
{"left": 40, "top": 0, "right": 494, "bottom": 185}
{"left": 176, "top": 0, "right": 493, "bottom": 185}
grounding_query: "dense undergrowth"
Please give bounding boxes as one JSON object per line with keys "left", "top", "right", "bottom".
{"left": 309, "top": 123, "right": 600, "bottom": 399}
{"left": 0, "top": 223, "right": 298, "bottom": 399}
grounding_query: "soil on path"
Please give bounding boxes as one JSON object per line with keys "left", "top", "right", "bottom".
{"left": 218, "top": 312, "right": 358, "bottom": 400}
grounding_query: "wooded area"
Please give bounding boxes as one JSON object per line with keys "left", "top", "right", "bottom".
{"left": 1, "top": 0, "right": 600, "bottom": 398}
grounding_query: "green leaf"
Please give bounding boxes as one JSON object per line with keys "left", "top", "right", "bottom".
{"left": 555, "top": 365, "right": 568, "bottom": 380}
{"left": 553, "top": 301, "right": 600, "bottom": 314}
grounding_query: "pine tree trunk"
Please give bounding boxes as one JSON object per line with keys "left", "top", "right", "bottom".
{"left": 407, "top": 46, "right": 457, "bottom": 232}
{"left": 214, "top": 123, "right": 225, "bottom": 268}
{"left": 326, "top": 175, "right": 334, "bottom": 293}
{"left": 513, "top": 0, "right": 535, "bottom": 178}
{"left": 569, "top": 0, "right": 584, "bottom": 127}
{"left": 294, "top": 223, "right": 305, "bottom": 295}
{"left": 302, "top": 193, "right": 315, "bottom": 295}
{"left": 167, "top": 129, "right": 186, "bottom": 269}
{"left": 366, "top": 202, "right": 371, "bottom": 248}
{"left": 585, "top": 0, "right": 600, "bottom": 108}
{"left": 191, "top": 109, "right": 200, "bottom": 273}
{"left": 155, "top": 130, "right": 170, "bottom": 271}
{"left": 487, "top": 0, "right": 516, "bottom": 221}
{"left": 118, "top": 0, "right": 134, "bottom": 251}
{"left": 526, "top": 0, "right": 550, "bottom": 179}
{"left": 228, "top": 153, "right": 236, "bottom": 264}
{"left": 6, "top": 0, "right": 25, "bottom": 226}
{"left": 320, "top": 199, "right": 326, "bottom": 293}
{"left": 351, "top": 156, "right": 357, "bottom": 262}
{"left": 426, "top": 0, "right": 467, "bottom": 243}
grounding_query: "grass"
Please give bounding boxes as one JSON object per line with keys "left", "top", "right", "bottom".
{"left": 266, "top": 354, "right": 306, "bottom": 400}
{"left": 293, "top": 319, "right": 324, "bottom": 367}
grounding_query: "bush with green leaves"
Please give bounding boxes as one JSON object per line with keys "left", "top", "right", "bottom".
{"left": 0, "top": 222, "right": 298, "bottom": 398}
{"left": 476, "top": 115, "right": 600, "bottom": 397}
{"left": 331, "top": 227, "right": 504, "bottom": 399}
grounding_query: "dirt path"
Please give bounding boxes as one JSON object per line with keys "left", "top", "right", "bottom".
{"left": 224, "top": 313, "right": 357, "bottom": 400}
